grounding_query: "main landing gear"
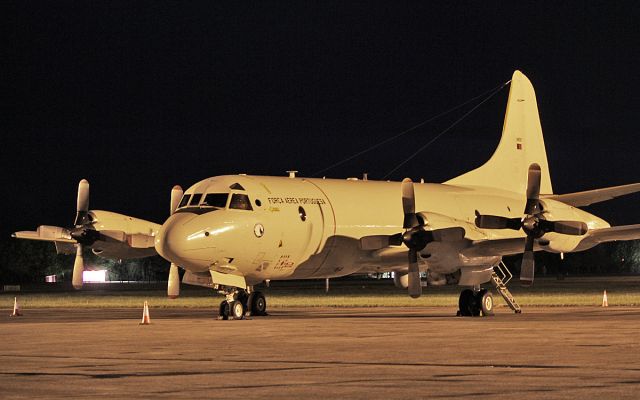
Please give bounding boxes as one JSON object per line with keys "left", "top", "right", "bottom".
{"left": 218, "top": 287, "right": 268, "bottom": 320}
{"left": 457, "top": 288, "right": 494, "bottom": 317}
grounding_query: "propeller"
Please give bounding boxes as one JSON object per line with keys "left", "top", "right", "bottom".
{"left": 74, "top": 179, "right": 90, "bottom": 226}
{"left": 70, "top": 179, "right": 92, "bottom": 289}
{"left": 167, "top": 185, "right": 183, "bottom": 298}
{"left": 72, "top": 243, "right": 84, "bottom": 289}
{"left": 475, "top": 164, "right": 588, "bottom": 286}
{"left": 358, "top": 178, "right": 434, "bottom": 298}
{"left": 401, "top": 178, "right": 428, "bottom": 298}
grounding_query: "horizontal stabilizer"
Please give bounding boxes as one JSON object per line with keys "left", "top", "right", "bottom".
{"left": 542, "top": 183, "right": 640, "bottom": 207}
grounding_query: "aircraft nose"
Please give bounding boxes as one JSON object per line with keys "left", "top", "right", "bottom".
{"left": 155, "top": 213, "right": 199, "bottom": 264}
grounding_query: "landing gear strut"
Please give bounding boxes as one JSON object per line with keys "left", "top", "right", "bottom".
{"left": 458, "top": 288, "right": 494, "bottom": 317}
{"left": 217, "top": 287, "right": 268, "bottom": 320}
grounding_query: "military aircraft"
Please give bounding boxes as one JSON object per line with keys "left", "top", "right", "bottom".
{"left": 14, "top": 71, "right": 640, "bottom": 319}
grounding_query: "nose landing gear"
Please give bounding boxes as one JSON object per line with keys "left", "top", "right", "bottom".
{"left": 217, "top": 287, "right": 268, "bottom": 320}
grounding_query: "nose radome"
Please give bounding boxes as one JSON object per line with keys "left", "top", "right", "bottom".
{"left": 155, "top": 213, "right": 198, "bottom": 263}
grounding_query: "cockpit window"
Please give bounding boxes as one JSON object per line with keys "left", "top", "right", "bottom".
{"left": 229, "top": 193, "right": 253, "bottom": 210}
{"left": 202, "top": 193, "right": 229, "bottom": 208}
{"left": 178, "top": 194, "right": 191, "bottom": 208}
{"left": 189, "top": 193, "right": 203, "bottom": 206}
{"left": 229, "top": 183, "right": 245, "bottom": 190}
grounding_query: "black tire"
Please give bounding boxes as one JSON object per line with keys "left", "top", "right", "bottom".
{"left": 218, "top": 301, "right": 229, "bottom": 320}
{"left": 230, "top": 300, "right": 245, "bottom": 320}
{"left": 478, "top": 290, "right": 495, "bottom": 316}
{"left": 246, "top": 293, "right": 255, "bottom": 315}
{"left": 251, "top": 291, "right": 267, "bottom": 316}
{"left": 238, "top": 291, "right": 249, "bottom": 308}
{"left": 458, "top": 289, "right": 476, "bottom": 317}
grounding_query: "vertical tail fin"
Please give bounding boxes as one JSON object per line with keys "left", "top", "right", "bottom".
{"left": 445, "top": 70, "right": 553, "bottom": 195}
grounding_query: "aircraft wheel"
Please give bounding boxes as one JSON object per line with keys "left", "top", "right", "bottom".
{"left": 230, "top": 300, "right": 245, "bottom": 320}
{"left": 458, "top": 289, "right": 477, "bottom": 317}
{"left": 477, "top": 289, "right": 495, "bottom": 316}
{"left": 250, "top": 291, "right": 267, "bottom": 316}
{"left": 218, "top": 300, "right": 230, "bottom": 320}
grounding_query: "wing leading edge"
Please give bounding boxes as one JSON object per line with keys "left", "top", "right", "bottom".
{"left": 463, "top": 224, "right": 640, "bottom": 258}
{"left": 578, "top": 224, "right": 640, "bottom": 247}
{"left": 542, "top": 183, "right": 640, "bottom": 207}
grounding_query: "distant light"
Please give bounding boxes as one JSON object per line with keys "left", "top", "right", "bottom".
{"left": 45, "top": 275, "right": 57, "bottom": 283}
{"left": 83, "top": 270, "right": 107, "bottom": 283}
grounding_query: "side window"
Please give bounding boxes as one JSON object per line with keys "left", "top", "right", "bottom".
{"left": 298, "top": 206, "right": 307, "bottom": 221}
{"left": 229, "top": 194, "right": 253, "bottom": 210}
{"left": 189, "top": 193, "right": 203, "bottom": 206}
{"left": 202, "top": 193, "right": 229, "bottom": 208}
{"left": 178, "top": 194, "right": 191, "bottom": 208}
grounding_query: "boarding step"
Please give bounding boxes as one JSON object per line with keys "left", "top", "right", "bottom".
{"left": 491, "top": 262, "right": 522, "bottom": 313}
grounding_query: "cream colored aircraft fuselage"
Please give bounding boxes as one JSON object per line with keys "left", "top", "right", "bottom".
{"left": 155, "top": 174, "right": 608, "bottom": 288}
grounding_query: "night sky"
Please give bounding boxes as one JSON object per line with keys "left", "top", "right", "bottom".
{"left": 3, "top": 2, "right": 639, "bottom": 237}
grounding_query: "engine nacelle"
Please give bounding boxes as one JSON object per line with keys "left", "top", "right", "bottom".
{"left": 86, "top": 210, "right": 162, "bottom": 260}
{"left": 537, "top": 199, "right": 610, "bottom": 253}
{"left": 88, "top": 210, "right": 160, "bottom": 237}
{"left": 36, "top": 225, "right": 71, "bottom": 240}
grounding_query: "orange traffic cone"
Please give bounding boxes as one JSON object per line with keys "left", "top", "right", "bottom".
{"left": 10, "top": 297, "right": 22, "bottom": 317}
{"left": 602, "top": 290, "right": 609, "bottom": 307}
{"left": 139, "top": 300, "right": 151, "bottom": 325}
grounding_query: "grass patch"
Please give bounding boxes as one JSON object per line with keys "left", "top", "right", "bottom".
{"left": 2, "top": 276, "right": 639, "bottom": 309}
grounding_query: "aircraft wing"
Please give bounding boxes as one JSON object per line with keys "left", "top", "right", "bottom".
{"left": 463, "top": 225, "right": 640, "bottom": 258}
{"left": 542, "top": 183, "right": 640, "bottom": 207}
{"left": 13, "top": 229, "right": 79, "bottom": 255}
{"left": 462, "top": 238, "right": 527, "bottom": 258}
{"left": 579, "top": 224, "right": 640, "bottom": 247}
{"left": 13, "top": 227, "right": 75, "bottom": 243}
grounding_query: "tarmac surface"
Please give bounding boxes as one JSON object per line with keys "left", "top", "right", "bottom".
{"left": 1, "top": 306, "right": 640, "bottom": 399}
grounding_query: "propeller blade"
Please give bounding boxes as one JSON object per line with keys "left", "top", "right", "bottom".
{"left": 550, "top": 220, "right": 589, "bottom": 236}
{"left": 524, "top": 164, "right": 541, "bottom": 215}
{"left": 170, "top": 185, "right": 183, "bottom": 215}
{"left": 74, "top": 179, "right": 90, "bottom": 226}
{"left": 167, "top": 263, "right": 180, "bottom": 299}
{"left": 72, "top": 244, "right": 84, "bottom": 289}
{"left": 389, "top": 233, "right": 404, "bottom": 246}
{"left": 520, "top": 235, "right": 535, "bottom": 286}
{"left": 407, "top": 250, "right": 422, "bottom": 298}
{"left": 475, "top": 211, "right": 522, "bottom": 230}
{"left": 401, "top": 178, "right": 418, "bottom": 229}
